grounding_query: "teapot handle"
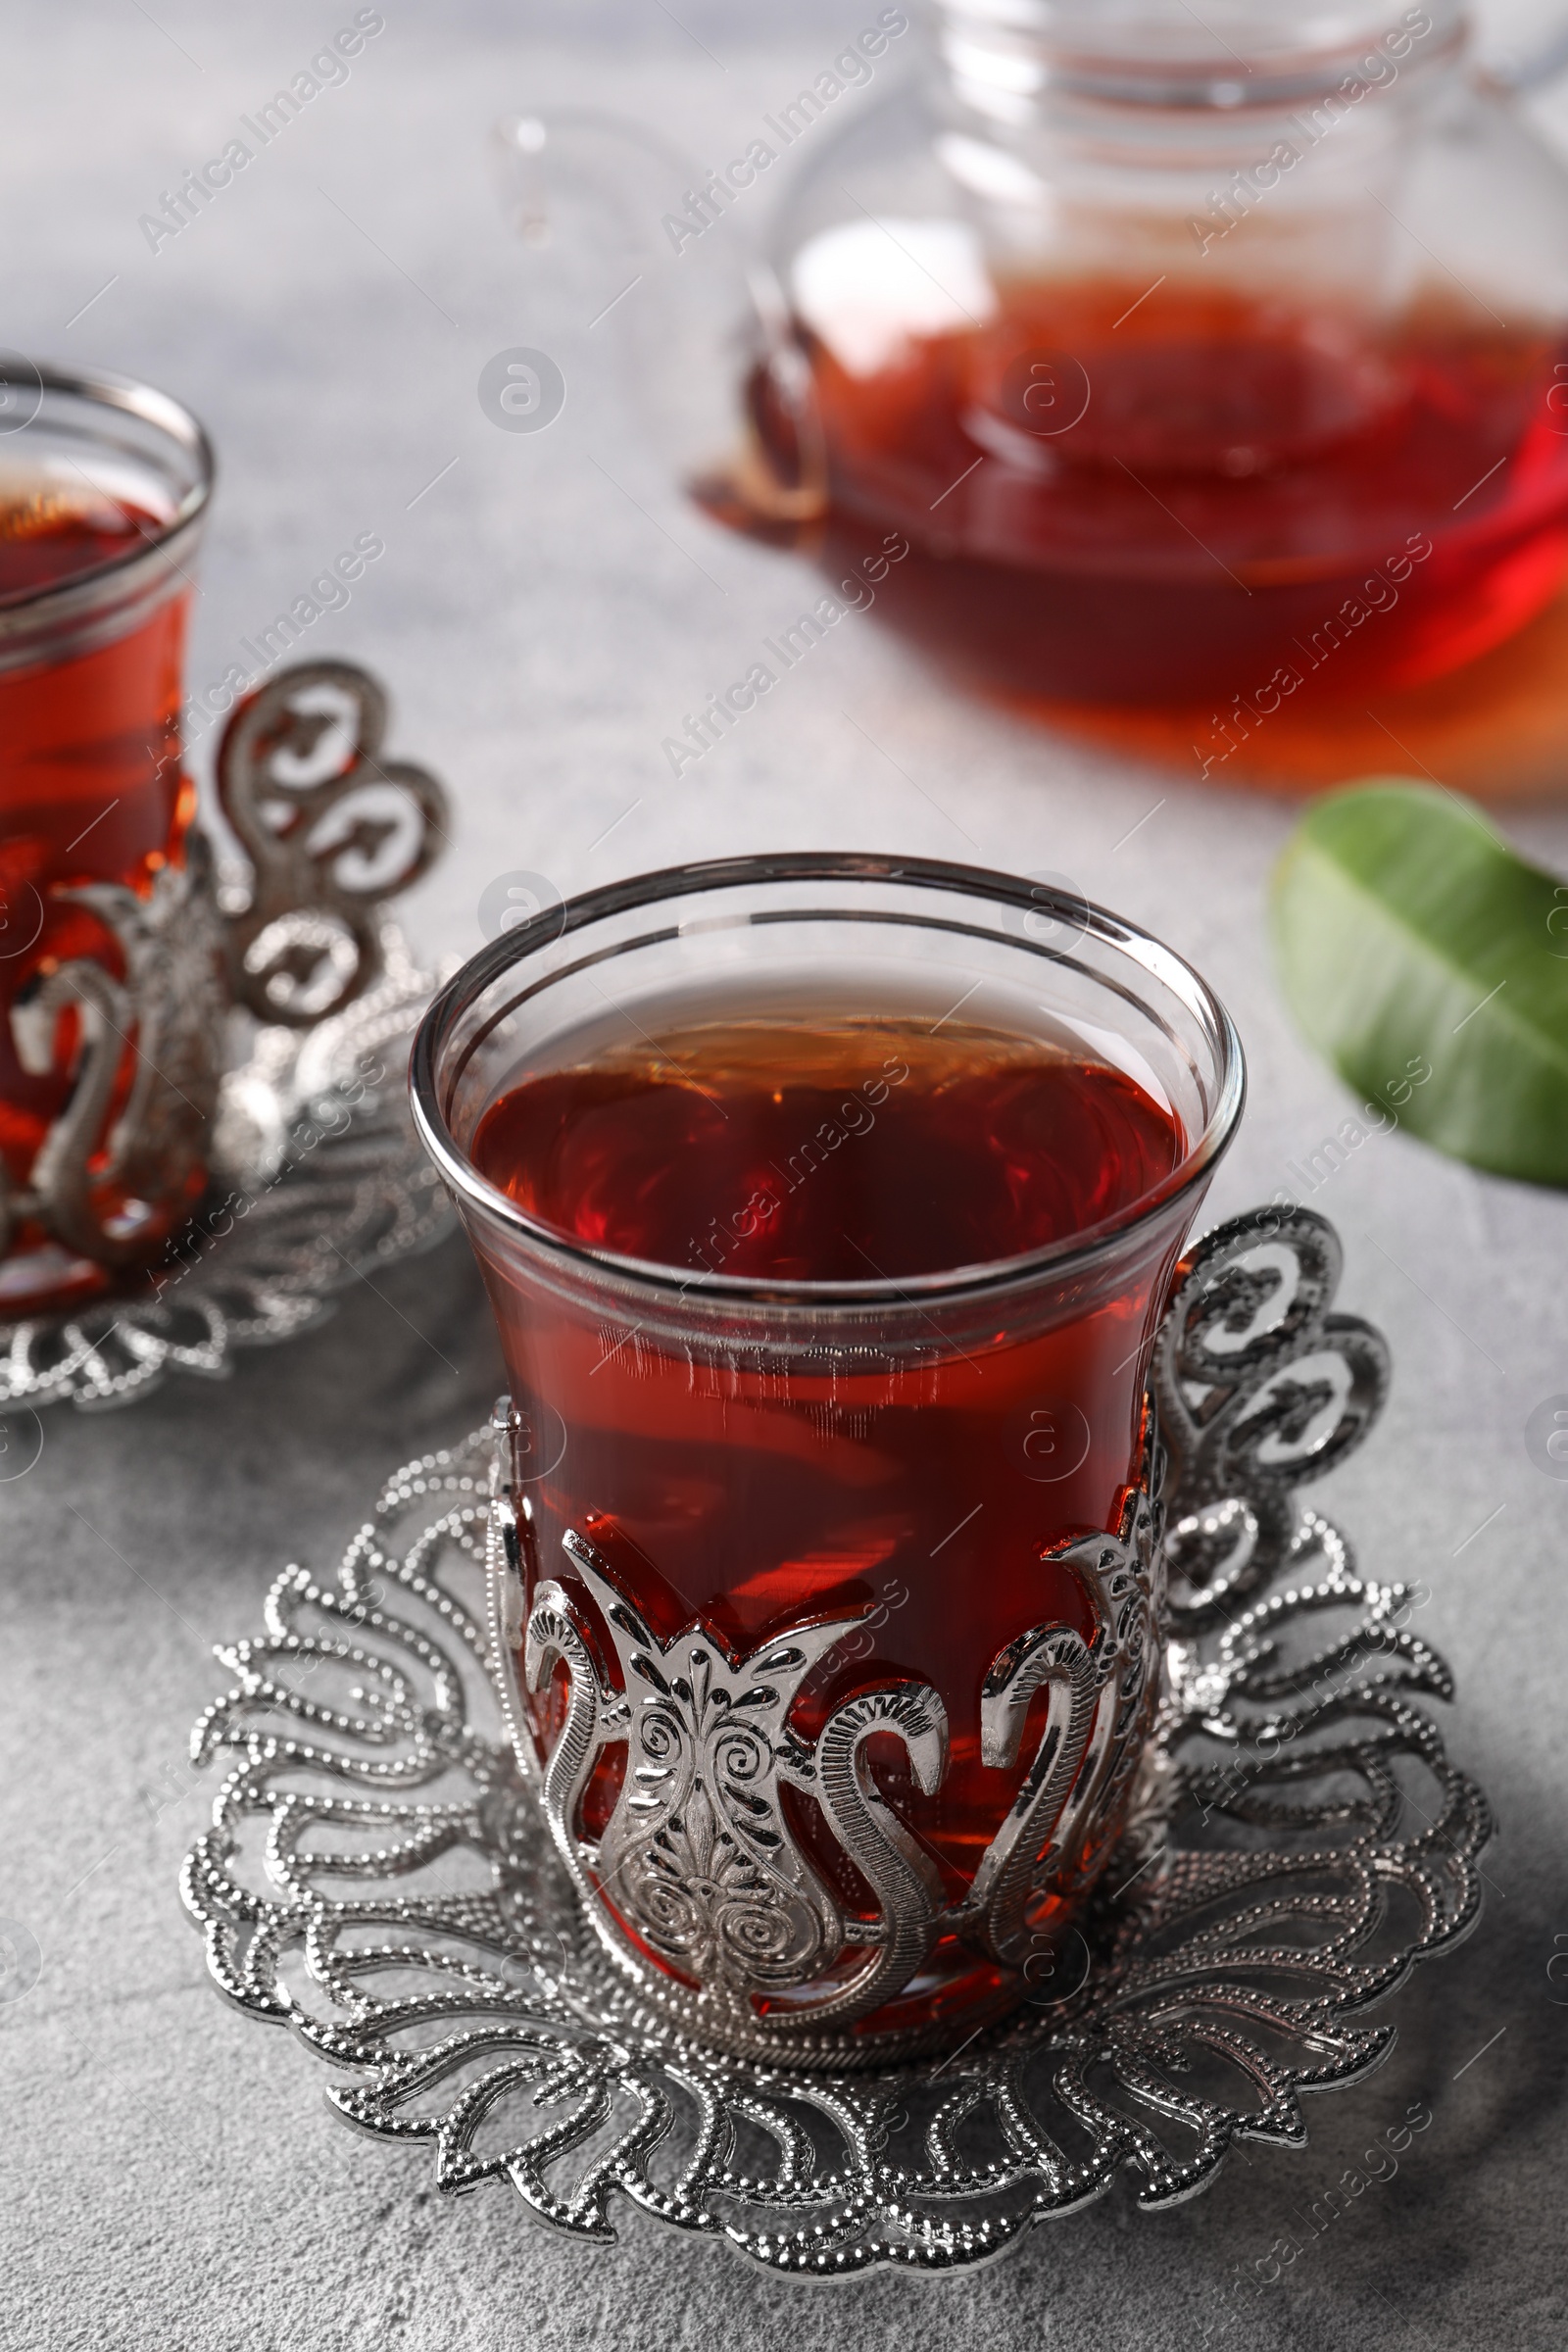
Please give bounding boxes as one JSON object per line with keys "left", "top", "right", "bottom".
{"left": 493, "top": 111, "right": 827, "bottom": 528}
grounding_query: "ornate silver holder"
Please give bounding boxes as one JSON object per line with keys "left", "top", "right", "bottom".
{"left": 0, "top": 662, "right": 453, "bottom": 1410}
{"left": 181, "top": 1210, "right": 1492, "bottom": 2277}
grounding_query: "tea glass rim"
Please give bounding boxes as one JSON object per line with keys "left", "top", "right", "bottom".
{"left": 410, "top": 851, "right": 1247, "bottom": 1312}
{"left": 0, "top": 359, "right": 215, "bottom": 622}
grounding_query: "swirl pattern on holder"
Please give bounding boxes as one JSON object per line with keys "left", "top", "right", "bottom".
{"left": 499, "top": 1481, "right": 1156, "bottom": 2057}
{"left": 217, "top": 659, "right": 448, "bottom": 1026}
{"left": 1153, "top": 1205, "right": 1391, "bottom": 1628}
{"left": 524, "top": 1541, "right": 854, "bottom": 2020}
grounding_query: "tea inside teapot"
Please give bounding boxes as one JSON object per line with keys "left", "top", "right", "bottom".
{"left": 727, "top": 0, "right": 1568, "bottom": 708}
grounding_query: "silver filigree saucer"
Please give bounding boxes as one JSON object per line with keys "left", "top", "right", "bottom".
{"left": 0, "top": 927, "right": 452, "bottom": 1410}
{"left": 180, "top": 1210, "right": 1492, "bottom": 2276}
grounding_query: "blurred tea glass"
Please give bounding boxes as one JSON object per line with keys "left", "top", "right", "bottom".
{"left": 0, "top": 361, "right": 212, "bottom": 1312}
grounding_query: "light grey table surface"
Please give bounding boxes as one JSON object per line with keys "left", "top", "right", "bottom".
{"left": 2, "top": 5, "right": 1565, "bottom": 2347}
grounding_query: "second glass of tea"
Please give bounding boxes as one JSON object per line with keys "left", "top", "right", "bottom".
{"left": 413, "top": 856, "right": 1243, "bottom": 2058}
{"left": 0, "top": 361, "right": 212, "bottom": 1312}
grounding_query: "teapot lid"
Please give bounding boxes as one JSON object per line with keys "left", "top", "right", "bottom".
{"left": 937, "top": 0, "right": 1466, "bottom": 105}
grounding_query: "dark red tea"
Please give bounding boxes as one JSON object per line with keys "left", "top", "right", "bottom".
{"left": 473, "top": 1008, "right": 1188, "bottom": 2033}
{"left": 743, "top": 278, "right": 1568, "bottom": 708}
{"left": 473, "top": 1014, "right": 1181, "bottom": 1282}
{"left": 0, "top": 481, "right": 197, "bottom": 1309}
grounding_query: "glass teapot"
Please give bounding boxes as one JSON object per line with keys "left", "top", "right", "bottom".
{"left": 500, "top": 2, "right": 1568, "bottom": 715}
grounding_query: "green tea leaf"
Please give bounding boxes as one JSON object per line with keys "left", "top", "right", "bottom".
{"left": 1271, "top": 779, "right": 1568, "bottom": 1184}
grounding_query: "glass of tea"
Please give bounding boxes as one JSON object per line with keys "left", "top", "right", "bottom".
{"left": 0, "top": 361, "right": 213, "bottom": 1314}
{"left": 412, "top": 856, "right": 1244, "bottom": 2059}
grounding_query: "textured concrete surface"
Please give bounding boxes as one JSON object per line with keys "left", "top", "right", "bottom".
{"left": 1, "top": 4, "right": 1565, "bottom": 2346}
